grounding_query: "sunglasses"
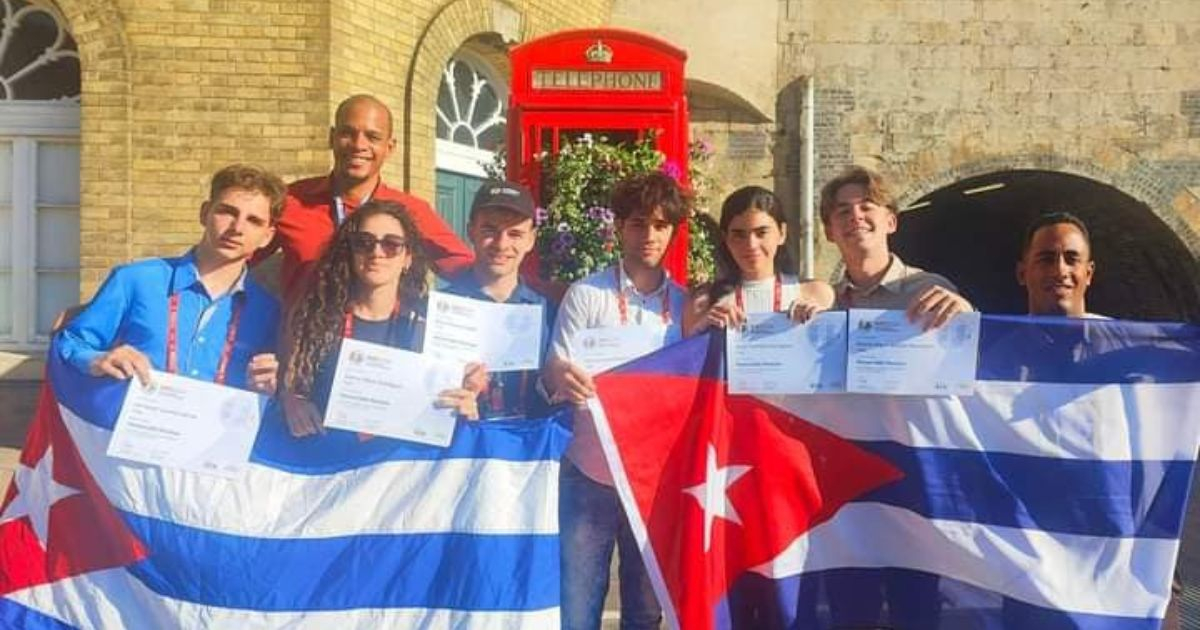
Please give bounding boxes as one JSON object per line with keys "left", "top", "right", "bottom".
{"left": 348, "top": 232, "right": 408, "bottom": 257}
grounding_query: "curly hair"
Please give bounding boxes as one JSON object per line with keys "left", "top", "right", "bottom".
{"left": 282, "top": 200, "right": 429, "bottom": 396}
{"left": 610, "top": 171, "right": 692, "bottom": 225}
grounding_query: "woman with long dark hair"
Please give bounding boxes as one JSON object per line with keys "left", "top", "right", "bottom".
{"left": 686, "top": 185, "right": 834, "bottom": 334}
{"left": 279, "top": 200, "right": 481, "bottom": 436}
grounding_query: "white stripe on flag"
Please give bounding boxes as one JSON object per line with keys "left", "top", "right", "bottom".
{"left": 61, "top": 405, "right": 559, "bottom": 538}
{"left": 761, "top": 381, "right": 1200, "bottom": 461}
{"left": 5, "top": 568, "right": 561, "bottom": 630}
{"left": 753, "top": 502, "right": 1177, "bottom": 618}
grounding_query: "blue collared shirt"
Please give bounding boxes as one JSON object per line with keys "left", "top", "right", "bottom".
{"left": 55, "top": 251, "right": 280, "bottom": 389}
{"left": 442, "top": 272, "right": 554, "bottom": 420}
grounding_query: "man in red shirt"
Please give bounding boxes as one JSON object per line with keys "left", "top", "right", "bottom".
{"left": 255, "top": 94, "right": 473, "bottom": 305}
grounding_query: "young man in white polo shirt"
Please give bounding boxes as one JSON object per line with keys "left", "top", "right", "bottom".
{"left": 545, "top": 171, "right": 690, "bottom": 630}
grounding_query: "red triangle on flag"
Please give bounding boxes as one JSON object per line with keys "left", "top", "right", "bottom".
{"left": 0, "top": 380, "right": 147, "bottom": 595}
{"left": 595, "top": 371, "right": 902, "bottom": 629}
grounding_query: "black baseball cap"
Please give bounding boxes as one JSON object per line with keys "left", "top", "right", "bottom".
{"left": 470, "top": 180, "right": 536, "bottom": 221}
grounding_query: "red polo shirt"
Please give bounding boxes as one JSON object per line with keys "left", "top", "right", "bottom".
{"left": 254, "top": 175, "right": 474, "bottom": 306}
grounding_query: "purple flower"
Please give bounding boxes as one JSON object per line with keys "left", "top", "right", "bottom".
{"left": 551, "top": 232, "right": 575, "bottom": 255}
{"left": 534, "top": 206, "right": 549, "bottom": 227}
{"left": 698, "top": 139, "right": 714, "bottom": 155}
{"left": 660, "top": 160, "right": 683, "bottom": 182}
{"left": 587, "top": 206, "right": 615, "bottom": 224}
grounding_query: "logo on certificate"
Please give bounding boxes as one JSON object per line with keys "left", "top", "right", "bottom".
{"left": 349, "top": 350, "right": 365, "bottom": 365}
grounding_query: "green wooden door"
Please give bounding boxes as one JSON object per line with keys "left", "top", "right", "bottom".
{"left": 434, "top": 170, "right": 485, "bottom": 242}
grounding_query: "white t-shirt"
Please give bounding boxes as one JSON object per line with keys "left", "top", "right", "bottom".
{"left": 550, "top": 263, "right": 687, "bottom": 485}
{"left": 716, "top": 273, "right": 804, "bottom": 314}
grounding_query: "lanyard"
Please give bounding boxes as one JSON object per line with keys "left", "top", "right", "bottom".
{"left": 614, "top": 266, "right": 671, "bottom": 326}
{"left": 735, "top": 275, "right": 783, "bottom": 313}
{"left": 342, "top": 300, "right": 403, "bottom": 338}
{"left": 165, "top": 292, "right": 244, "bottom": 385}
{"left": 332, "top": 190, "right": 374, "bottom": 225}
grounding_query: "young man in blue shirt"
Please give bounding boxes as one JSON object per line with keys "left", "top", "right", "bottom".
{"left": 56, "top": 164, "right": 286, "bottom": 392}
{"left": 441, "top": 181, "right": 551, "bottom": 419}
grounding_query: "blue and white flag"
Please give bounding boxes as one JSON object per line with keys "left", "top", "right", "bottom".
{"left": 590, "top": 315, "right": 1200, "bottom": 629}
{"left": 1, "top": 347, "right": 570, "bottom": 629}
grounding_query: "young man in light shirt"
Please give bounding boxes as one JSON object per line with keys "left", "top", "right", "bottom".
{"left": 821, "top": 165, "right": 971, "bottom": 327}
{"left": 545, "top": 171, "right": 690, "bottom": 630}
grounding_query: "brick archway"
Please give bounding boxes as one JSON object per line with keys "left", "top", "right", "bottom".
{"left": 402, "top": 0, "right": 527, "bottom": 196}
{"left": 49, "top": 0, "right": 133, "bottom": 293}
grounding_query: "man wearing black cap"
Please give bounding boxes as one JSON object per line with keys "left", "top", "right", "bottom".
{"left": 441, "top": 180, "right": 552, "bottom": 420}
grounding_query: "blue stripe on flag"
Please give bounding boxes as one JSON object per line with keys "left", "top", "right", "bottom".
{"left": 855, "top": 441, "right": 1192, "bottom": 538}
{"left": 0, "top": 597, "right": 76, "bottom": 630}
{"left": 978, "top": 315, "right": 1200, "bottom": 384}
{"left": 251, "top": 404, "right": 573, "bottom": 473}
{"left": 119, "top": 511, "right": 560, "bottom": 611}
{"left": 721, "top": 568, "right": 1161, "bottom": 630}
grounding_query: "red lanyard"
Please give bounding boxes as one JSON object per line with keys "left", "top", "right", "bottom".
{"left": 614, "top": 267, "right": 671, "bottom": 326}
{"left": 165, "top": 292, "right": 244, "bottom": 385}
{"left": 735, "top": 275, "right": 783, "bottom": 313}
{"left": 342, "top": 300, "right": 402, "bottom": 338}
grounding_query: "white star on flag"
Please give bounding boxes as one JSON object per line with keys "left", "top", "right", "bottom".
{"left": 683, "top": 442, "right": 751, "bottom": 552}
{"left": 0, "top": 446, "right": 80, "bottom": 549}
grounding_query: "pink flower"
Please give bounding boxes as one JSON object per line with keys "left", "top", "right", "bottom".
{"left": 660, "top": 160, "right": 683, "bottom": 182}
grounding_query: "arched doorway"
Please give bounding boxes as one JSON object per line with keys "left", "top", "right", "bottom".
{"left": 891, "top": 170, "right": 1200, "bottom": 321}
{"left": 0, "top": 0, "right": 81, "bottom": 350}
{"left": 434, "top": 43, "right": 508, "bottom": 240}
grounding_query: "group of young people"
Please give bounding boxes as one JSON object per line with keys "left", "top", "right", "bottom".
{"left": 53, "top": 92, "right": 1121, "bottom": 629}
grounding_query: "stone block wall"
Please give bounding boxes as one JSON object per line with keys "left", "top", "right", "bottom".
{"left": 777, "top": 0, "right": 1200, "bottom": 278}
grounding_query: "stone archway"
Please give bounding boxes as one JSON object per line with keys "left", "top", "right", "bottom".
{"left": 46, "top": 0, "right": 133, "bottom": 289}
{"left": 891, "top": 169, "right": 1200, "bottom": 321}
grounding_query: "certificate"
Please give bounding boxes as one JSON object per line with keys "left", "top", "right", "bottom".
{"left": 569, "top": 325, "right": 667, "bottom": 375}
{"left": 108, "top": 369, "right": 265, "bottom": 478}
{"left": 324, "top": 338, "right": 463, "bottom": 446}
{"left": 846, "top": 308, "right": 982, "bottom": 396}
{"left": 423, "top": 290, "right": 543, "bottom": 372}
{"left": 727, "top": 311, "right": 848, "bottom": 394}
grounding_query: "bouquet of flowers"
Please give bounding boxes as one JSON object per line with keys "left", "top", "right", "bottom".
{"left": 488, "top": 133, "right": 719, "bottom": 286}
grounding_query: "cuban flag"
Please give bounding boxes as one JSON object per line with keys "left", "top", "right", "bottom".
{"left": 1, "top": 348, "right": 569, "bottom": 629}
{"left": 589, "top": 315, "right": 1200, "bottom": 629}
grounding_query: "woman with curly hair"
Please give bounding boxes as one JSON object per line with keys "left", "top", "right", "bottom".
{"left": 279, "top": 200, "right": 481, "bottom": 436}
{"left": 685, "top": 185, "right": 834, "bottom": 334}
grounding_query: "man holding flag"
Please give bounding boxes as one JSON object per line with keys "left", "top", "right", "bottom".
{"left": 585, "top": 201, "right": 1200, "bottom": 628}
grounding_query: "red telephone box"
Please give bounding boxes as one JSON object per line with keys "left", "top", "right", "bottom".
{"left": 507, "top": 28, "right": 691, "bottom": 283}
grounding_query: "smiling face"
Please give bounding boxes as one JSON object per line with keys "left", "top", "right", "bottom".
{"left": 329, "top": 98, "right": 395, "bottom": 187}
{"left": 617, "top": 206, "right": 676, "bottom": 272}
{"left": 724, "top": 209, "right": 787, "bottom": 281}
{"left": 350, "top": 213, "right": 412, "bottom": 291}
{"left": 197, "top": 187, "right": 275, "bottom": 264}
{"left": 823, "top": 182, "right": 897, "bottom": 258}
{"left": 1018, "top": 222, "right": 1095, "bottom": 317}
{"left": 468, "top": 207, "right": 535, "bottom": 282}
